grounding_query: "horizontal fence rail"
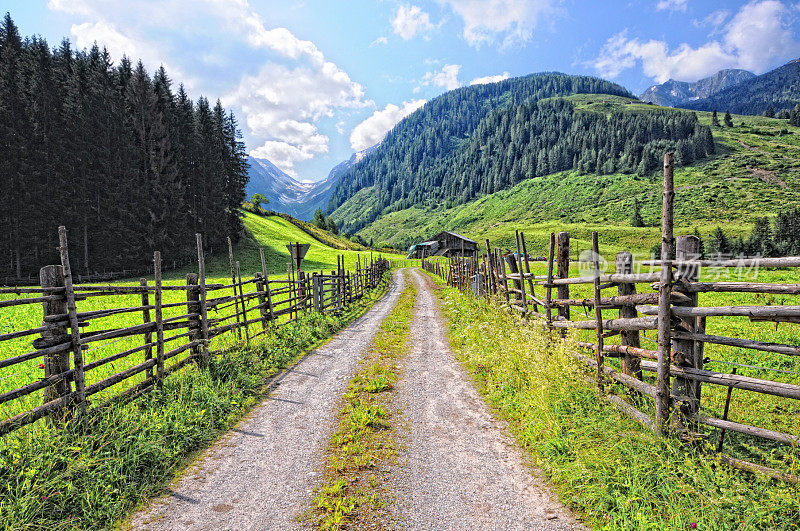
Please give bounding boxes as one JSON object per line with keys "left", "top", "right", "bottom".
{"left": 0, "top": 230, "right": 391, "bottom": 437}
{"left": 424, "top": 152, "right": 800, "bottom": 484}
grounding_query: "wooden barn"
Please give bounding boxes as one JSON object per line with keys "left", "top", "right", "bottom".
{"left": 407, "top": 231, "right": 478, "bottom": 258}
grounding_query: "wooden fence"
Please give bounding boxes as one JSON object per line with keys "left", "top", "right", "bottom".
{"left": 424, "top": 152, "right": 800, "bottom": 483}
{"left": 0, "top": 229, "right": 390, "bottom": 438}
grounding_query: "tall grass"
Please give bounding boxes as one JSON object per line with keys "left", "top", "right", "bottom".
{"left": 0, "top": 275, "right": 390, "bottom": 530}
{"left": 432, "top": 277, "right": 800, "bottom": 530}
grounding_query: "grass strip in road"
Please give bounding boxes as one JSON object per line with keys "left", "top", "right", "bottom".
{"left": 308, "top": 270, "right": 417, "bottom": 530}
{"left": 0, "top": 274, "right": 391, "bottom": 531}
{"left": 423, "top": 270, "right": 800, "bottom": 530}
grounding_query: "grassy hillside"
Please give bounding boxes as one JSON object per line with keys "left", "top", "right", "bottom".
{"left": 351, "top": 94, "right": 800, "bottom": 256}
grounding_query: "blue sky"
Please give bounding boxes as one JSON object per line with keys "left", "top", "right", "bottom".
{"left": 7, "top": 1, "right": 800, "bottom": 181}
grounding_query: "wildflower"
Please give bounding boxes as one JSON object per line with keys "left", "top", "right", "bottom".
{"left": 38, "top": 363, "right": 45, "bottom": 369}
{"left": 690, "top": 524, "right": 697, "bottom": 529}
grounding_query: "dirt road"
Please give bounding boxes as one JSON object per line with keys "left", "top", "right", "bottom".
{"left": 385, "top": 269, "right": 581, "bottom": 530}
{"left": 128, "top": 271, "right": 406, "bottom": 530}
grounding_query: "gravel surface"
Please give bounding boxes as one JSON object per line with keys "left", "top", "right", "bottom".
{"left": 128, "top": 270, "right": 405, "bottom": 531}
{"left": 386, "top": 269, "right": 582, "bottom": 530}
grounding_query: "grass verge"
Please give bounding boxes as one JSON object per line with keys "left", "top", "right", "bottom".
{"left": 0, "top": 274, "right": 391, "bottom": 531}
{"left": 308, "top": 270, "right": 417, "bottom": 530}
{"left": 424, "top": 270, "right": 799, "bottom": 530}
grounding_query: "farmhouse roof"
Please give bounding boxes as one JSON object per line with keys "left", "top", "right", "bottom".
{"left": 436, "top": 230, "right": 477, "bottom": 244}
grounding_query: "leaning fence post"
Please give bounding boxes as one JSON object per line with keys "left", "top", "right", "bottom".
{"left": 259, "top": 247, "right": 275, "bottom": 323}
{"left": 39, "top": 265, "right": 72, "bottom": 416}
{"left": 616, "top": 251, "right": 642, "bottom": 378}
{"left": 153, "top": 251, "right": 165, "bottom": 389}
{"left": 255, "top": 273, "right": 269, "bottom": 330}
{"left": 57, "top": 226, "right": 86, "bottom": 411}
{"left": 674, "top": 234, "right": 701, "bottom": 416}
{"left": 556, "top": 232, "right": 571, "bottom": 322}
{"left": 195, "top": 234, "right": 210, "bottom": 365}
{"left": 656, "top": 152, "right": 675, "bottom": 433}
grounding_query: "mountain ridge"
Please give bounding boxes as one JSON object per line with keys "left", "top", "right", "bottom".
{"left": 639, "top": 69, "right": 755, "bottom": 107}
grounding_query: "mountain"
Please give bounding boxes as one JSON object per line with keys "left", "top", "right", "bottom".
{"left": 639, "top": 69, "right": 755, "bottom": 107}
{"left": 245, "top": 145, "right": 378, "bottom": 221}
{"left": 679, "top": 59, "right": 800, "bottom": 115}
{"left": 327, "top": 73, "right": 714, "bottom": 235}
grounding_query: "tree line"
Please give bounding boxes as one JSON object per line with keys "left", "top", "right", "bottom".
{"left": 0, "top": 14, "right": 248, "bottom": 279}
{"left": 329, "top": 74, "right": 713, "bottom": 235}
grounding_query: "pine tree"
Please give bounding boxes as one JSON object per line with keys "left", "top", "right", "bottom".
{"left": 711, "top": 109, "right": 720, "bottom": 127}
{"left": 724, "top": 110, "right": 733, "bottom": 127}
{"left": 764, "top": 106, "right": 775, "bottom": 118}
{"left": 630, "top": 198, "right": 644, "bottom": 227}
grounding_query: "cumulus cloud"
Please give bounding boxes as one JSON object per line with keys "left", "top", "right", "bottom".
{"left": 49, "top": 0, "right": 371, "bottom": 177}
{"left": 593, "top": 0, "right": 800, "bottom": 82}
{"left": 225, "top": 62, "right": 368, "bottom": 175}
{"left": 437, "top": 0, "right": 560, "bottom": 48}
{"left": 349, "top": 99, "right": 426, "bottom": 151}
{"left": 421, "top": 64, "right": 462, "bottom": 91}
{"left": 656, "top": 0, "right": 688, "bottom": 12}
{"left": 470, "top": 72, "right": 511, "bottom": 85}
{"left": 392, "top": 5, "right": 434, "bottom": 40}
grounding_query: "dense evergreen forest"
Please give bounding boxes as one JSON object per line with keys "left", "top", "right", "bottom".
{"left": 0, "top": 14, "right": 248, "bottom": 279}
{"left": 680, "top": 59, "right": 800, "bottom": 116}
{"left": 328, "top": 73, "right": 712, "bottom": 234}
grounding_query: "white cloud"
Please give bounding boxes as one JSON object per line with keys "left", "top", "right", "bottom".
{"left": 50, "top": 0, "right": 372, "bottom": 177}
{"left": 438, "top": 0, "right": 560, "bottom": 48}
{"left": 656, "top": 0, "right": 688, "bottom": 12}
{"left": 421, "top": 63, "right": 462, "bottom": 90}
{"left": 350, "top": 99, "right": 426, "bottom": 151}
{"left": 225, "top": 62, "right": 368, "bottom": 175}
{"left": 692, "top": 9, "right": 729, "bottom": 32}
{"left": 593, "top": 0, "right": 800, "bottom": 82}
{"left": 470, "top": 72, "right": 511, "bottom": 85}
{"left": 370, "top": 36, "right": 388, "bottom": 47}
{"left": 392, "top": 5, "right": 434, "bottom": 40}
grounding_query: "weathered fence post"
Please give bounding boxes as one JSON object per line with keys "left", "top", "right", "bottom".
{"left": 153, "top": 251, "right": 165, "bottom": 389}
{"left": 556, "top": 232, "right": 570, "bottom": 322}
{"left": 39, "top": 265, "right": 72, "bottom": 414}
{"left": 591, "top": 231, "right": 605, "bottom": 394}
{"left": 259, "top": 247, "right": 275, "bottom": 323}
{"left": 186, "top": 273, "right": 201, "bottom": 362}
{"left": 140, "top": 278, "right": 154, "bottom": 378}
{"left": 298, "top": 271, "right": 307, "bottom": 312}
{"left": 227, "top": 237, "right": 242, "bottom": 340}
{"left": 196, "top": 234, "right": 210, "bottom": 366}
{"left": 520, "top": 232, "right": 538, "bottom": 312}
{"left": 545, "top": 233, "right": 555, "bottom": 328}
{"left": 254, "top": 272, "right": 269, "bottom": 331}
{"left": 656, "top": 152, "right": 675, "bottom": 433}
{"left": 616, "top": 251, "right": 642, "bottom": 378}
{"left": 57, "top": 226, "right": 86, "bottom": 411}
{"left": 514, "top": 230, "right": 528, "bottom": 312}
{"left": 673, "top": 234, "right": 701, "bottom": 416}
{"left": 236, "top": 260, "right": 250, "bottom": 343}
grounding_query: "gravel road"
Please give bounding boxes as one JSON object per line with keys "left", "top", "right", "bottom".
{"left": 128, "top": 270, "right": 405, "bottom": 531}
{"left": 386, "top": 269, "right": 582, "bottom": 530}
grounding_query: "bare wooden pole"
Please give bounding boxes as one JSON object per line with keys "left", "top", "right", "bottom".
{"left": 153, "top": 251, "right": 165, "bottom": 389}
{"left": 545, "top": 233, "right": 555, "bottom": 328}
{"left": 519, "top": 232, "right": 538, "bottom": 312}
{"left": 186, "top": 273, "right": 201, "bottom": 361}
{"left": 556, "top": 232, "right": 570, "bottom": 322}
{"left": 195, "top": 234, "right": 210, "bottom": 365}
{"left": 592, "top": 232, "right": 605, "bottom": 393}
{"left": 656, "top": 152, "right": 675, "bottom": 433}
{"left": 227, "top": 236, "right": 242, "bottom": 340}
{"left": 616, "top": 251, "right": 641, "bottom": 378}
{"left": 514, "top": 230, "right": 528, "bottom": 312}
{"left": 236, "top": 261, "right": 250, "bottom": 343}
{"left": 57, "top": 226, "right": 86, "bottom": 410}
